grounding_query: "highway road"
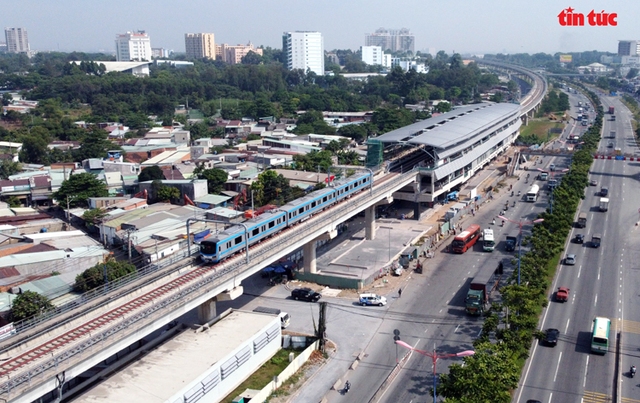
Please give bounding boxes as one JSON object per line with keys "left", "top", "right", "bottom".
{"left": 516, "top": 93, "right": 640, "bottom": 403}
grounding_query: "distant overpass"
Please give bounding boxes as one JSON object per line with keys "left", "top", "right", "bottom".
{"left": 474, "top": 59, "right": 548, "bottom": 123}
{"left": 0, "top": 170, "right": 418, "bottom": 402}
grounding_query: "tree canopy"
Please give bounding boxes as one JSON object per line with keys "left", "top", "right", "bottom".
{"left": 139, "top": 165, "right": 165, "bottom": 182}
{"left": 11, "top": 291, "right": 53, "bottom": 322}
{"left": 74, "top": 259, "right": 137, "bottom": 292}
{"left": 53, "top": 172, "right": 108, "bottom": 207}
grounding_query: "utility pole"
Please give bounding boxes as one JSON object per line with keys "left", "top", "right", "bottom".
{"left": 66, "top": 196, "right": 70, "bottom": 224}
{"left": 317, "top": 301, "right": 327, "bottom": 353}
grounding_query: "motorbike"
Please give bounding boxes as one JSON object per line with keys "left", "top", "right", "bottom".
{"left": 632, "top": 366, "right": 636, "bottom": 378}
{"left": 492, "top": 219, "right": 496, "bottom": 225}
{"left": 511, "top": 191, "right": 514, "bottom": 197}
{"left": 512, "top": 201, "right": 516, "bottom": 207}
{"left": 344, "top": 380, "right": 351, "bottom": 393}
{"left": 518, "top": 191, "right": 521, "bottom": 196}
{"left": 501, "top": 220, "right": 505, "bottom": 227}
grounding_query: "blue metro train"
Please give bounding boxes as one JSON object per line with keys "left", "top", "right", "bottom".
{"left": 200, "top": 171, "right": 373, "bottom": 263}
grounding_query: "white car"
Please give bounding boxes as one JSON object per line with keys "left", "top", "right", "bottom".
{"left": 359, "top": 293, "right": 387, "bottom": 306}
{"left": 565, "top": 254, "right": 576, "bottom": 265}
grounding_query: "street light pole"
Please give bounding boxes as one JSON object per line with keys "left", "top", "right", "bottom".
{"left": 395, "top": 340, "right": 475, "bottom": 403}
{"left": 497, "top": 215, "right": 544, "bottom": 285}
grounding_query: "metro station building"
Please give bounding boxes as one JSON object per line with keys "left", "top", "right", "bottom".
{"left": 368, "top": 102, "right": 522, "bottom": 204}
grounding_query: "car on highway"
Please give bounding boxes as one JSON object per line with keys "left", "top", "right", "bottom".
{"left": 555, "top": 287, "right": 569, "bottom": 302}
{"left": 549, "top": 163, "right": 556, "bottom": 171}
{"left": 544, "top": 328, "right": 560, "bottom": 346}
{"left": 359, "top": 293, "right": 387, "bottom": 306}
{"left": 526, "top": 400, "right": 542, "bottom": 403}
{"left": 564, "top": 254, "right": 577, "bottom": 265}
{"left": 574, "top": 234, "right": 584, "bottom": 244}
{"left": 589, "top": 179, "right": 598, "bottom": 186}
{"left": 291, "top": 288, "right": 322, "bottom": 302}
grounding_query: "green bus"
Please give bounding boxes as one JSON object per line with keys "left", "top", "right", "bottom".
{"left": 591, "top": 317, "right": 611, "bottom": 354}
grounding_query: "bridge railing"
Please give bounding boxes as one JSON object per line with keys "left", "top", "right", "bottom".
{"left": 0, "top": 170, "right": 419, "bottom": 397}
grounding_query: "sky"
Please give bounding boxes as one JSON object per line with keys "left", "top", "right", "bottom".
{"left": 1, "top": 0, "right": 637, "bottom": 55}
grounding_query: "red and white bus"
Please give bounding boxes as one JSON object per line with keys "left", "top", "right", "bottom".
{"left": 451, "top": 224, "right": 481, "bottom": 253}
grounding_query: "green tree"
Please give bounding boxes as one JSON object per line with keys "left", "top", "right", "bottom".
{"left": 4, "top": 195, "right": 22, "bottom": 208}
{"left": 74, "top": 259, "right": 137, "bottom": 292}
{"left": 250, "top": 170, "right": 292, "bottom": 206}
{"left": 19, "top": 135, "right": 50, "bottom": 165}
{"left": 0, "top": 159, "right": 21, "bottom": 179}
{"left": 197, "top": 168, "right": 229, "bottom": 194}
{"left": 337, "top": 124, "right": 367, "bottom": 143}
{"left": 139, "top": 165, "right": 165, "bottom": 182}
{"left": 292, "top": 150, "right": 333, "bottom": 172}
{"left": 82, "top": 207, "right": 108, "bottom": 229}
{"left": 11, "top": 291, "right": 54, "bottom": 322}
{"left": 72, "top": 128, "right": 117, "bottom": 161}
{"left": 241, "top": 51, "right": 263, "bottom": 65}
{"left": 156, "top": 185, "right": 181, "bottom": 203}
{"left": 53, "top": 173, "right": 108, "bottom": 207}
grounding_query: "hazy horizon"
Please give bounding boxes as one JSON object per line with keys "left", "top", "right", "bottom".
{"left": 2, "top": 0, "right": 635, "bottom": 56}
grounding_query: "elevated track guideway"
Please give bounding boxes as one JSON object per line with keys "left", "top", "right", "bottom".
{"left": 0, "top": 170, "right": 417, "bottom": 402}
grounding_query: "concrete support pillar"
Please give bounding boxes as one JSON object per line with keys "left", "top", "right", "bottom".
{"left": 197, "top": 297, "right": 217, "bottom": 323}
{"left": 304, "top": 241, "right": 317, "bottom": 274}
{"left": 364, "top": 205, "right": 376, "bottom": 240}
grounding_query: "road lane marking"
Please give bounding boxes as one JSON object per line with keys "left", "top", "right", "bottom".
{"left": 584, "top": 356, "right": 589, "bottom": 388}
{"left": 454, "top": 324, "right": 460, "bottom": 333}
{"left": 565, "top": 319, "right": 570, "bottom": 333}
{"left": 594, "top": 294, "right": 598, "bottom": 306}
{"left": 578, "top": 265, "right": 582, "bottom": 278}
{"left": 554, "top": 352, "right": 562, "bottom": 382}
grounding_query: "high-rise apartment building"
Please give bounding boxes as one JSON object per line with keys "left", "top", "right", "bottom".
{"left": 4, "top": 28, "right": 30, "bottom": 54}
{"left": 365, "top": 28, "right": 415, "bottom": 54}
{"left": 216, "top": 42, "right": 263, "bottom": 64}
{"left": 618, "top": 40, "right": 640, "bottom": 57}
{"left": 115, "top": 31, "right": 152, "bottom": 62}
{"left": 361, "top": 46, "right": 392, "bottom": 68}
{"left": 184, "top": 33, "right": 215, "bottom": 60}
{"left": 282, "top": 31, "right": 324, "bottom": 75}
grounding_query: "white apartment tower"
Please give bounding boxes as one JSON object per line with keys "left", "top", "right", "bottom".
{"left": 361, "top": 46, "right": 391, "bottom": 68}
{"left": 282, "top": 31, "right": 324, "bottom": 75}
{"left": 115, "top": 31, "right": 152, "bottom": 62}
{"left": 4, "top": 28, "right": 29, "bottom": 54}
{"left": 185, "top": 33, "right": 215, "bottom": 60}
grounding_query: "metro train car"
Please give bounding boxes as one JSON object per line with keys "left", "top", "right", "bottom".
{"left": 200, "top": 171, "right": 373, "bottom": 263}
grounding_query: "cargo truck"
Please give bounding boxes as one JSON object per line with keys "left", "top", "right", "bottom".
{"left": 539, "top": 171, "right": 549, "bottom": 181}
{"left": 577, "top": 212, "right": 587, "bottom": 228}
{"left": 609, "top": 106, "right": 615, "bottom": 114}
{"left": 599, "top": 197, "right": 609, "bottom": 212}
{"left": 505, "top": 235, "right": 518, "bottom": 252}
{"left": 591, "top": 233, "right": 602, "bottom": 248}
{"left": 465, "top": 264, "right": 503, "bottom": 315}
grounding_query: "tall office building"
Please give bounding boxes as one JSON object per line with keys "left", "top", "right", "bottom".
{"left": 115, "top": 31, "right": 152, "bottom": 61}
{"left": 365, "top": 28, "right": 415, "bottom": 54}
{"left": 282, "top": 31, "right": 324, "bottom": 75}
{"left": 618, "top": 40, "right": 640, "bottom": 57}
{"left": 184, "top": 33, "right": 215, "bottom": 60}
{"left": 4, "top": 27, "right": 30, "bottom": 54}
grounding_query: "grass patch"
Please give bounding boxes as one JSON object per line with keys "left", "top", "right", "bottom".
{"left": 519, "top": 119, "right": 565, "bottom": 143}
{"left": 221, "top": 348, "right": 301, "bottom": 403}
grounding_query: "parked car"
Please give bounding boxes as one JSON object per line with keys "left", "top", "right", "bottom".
{"left": 544, "top": 328, "right": 560, "bottom": 346}
{"left": 291, "top": 288, "right": 322, "bottom": 302}
{"left": 574, "top": 234, "right": 584, "bottom": 244}
{"left": 359, "top": 293, "right": 387, "bottom": 306}
{"left": 564, "top": 254, "right": 576, "bottom": 265}
{"left": 556, "top": 287, "right": 570, "bottom": 302}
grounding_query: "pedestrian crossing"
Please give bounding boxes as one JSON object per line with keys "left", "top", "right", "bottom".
{"left": 620, "top": 319, "right": 640, "bottom": 335}
{"left": 583, "top": 390, "right": 611, "bottom": 402}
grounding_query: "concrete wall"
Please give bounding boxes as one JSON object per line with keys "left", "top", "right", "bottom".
{"left": 250, "top": 339, "right": 320, "bottom": 403}
{"left": 167, "top": 316, "right": 282, "bottom": 403}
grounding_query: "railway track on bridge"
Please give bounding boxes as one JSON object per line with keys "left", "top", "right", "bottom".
{"left": 0, "top": 170, "right": 409, "bottom": 399}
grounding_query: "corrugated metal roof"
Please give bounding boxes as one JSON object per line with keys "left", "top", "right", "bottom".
{"left": 375, "top": 103, "right": 520, "bottom": 149}
{"left": 103, "top": 204, "right": 174, "bottom": 228}
{"left": 194, "top": 194, "right": 231, "bottom": 205}
{"left": 0, "top": 250, "right": 67, "bottom": 267}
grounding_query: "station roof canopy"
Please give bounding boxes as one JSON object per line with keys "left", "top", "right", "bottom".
{"left": 374, "top": 102, "right": 521, "bottom": 150}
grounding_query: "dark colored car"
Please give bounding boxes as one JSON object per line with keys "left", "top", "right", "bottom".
{"left": 574, "top": 234, "right": 584, "bottom": 244}
{"left": 291, "top": 288, "right": 322, "bottom": 302}
{"left": 526, "top": 400, "right": 542, "bottom": 403}
{"left": 544, "top": 328, "right": 560, "bottom": 346}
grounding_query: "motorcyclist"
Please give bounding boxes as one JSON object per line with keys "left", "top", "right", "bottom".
{"left": 492, "top": 218, "right": 496, "bottom": 225}
{"left": 345, "top": 380, "right": 351, "bottom": 392}
{"left": 511, "top": 191, "right": 514, "bottom": 197}
{"left": 512, "top": 201, "right": 516, "bottom": 207}
{"left": 518, "top": 190, "right": 521, "bottom": 196}
{"left": 502, "top": 220, "right": 505, "bottom": 227}
{"left": 632, "top": 366, "right": 637, "bottom": 377}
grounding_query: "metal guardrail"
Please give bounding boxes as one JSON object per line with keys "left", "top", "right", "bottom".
{"left": 0, "top": 169, "right": 419, "bottom": 398}
{"left": 1, "top": 248, "right": 198, "bottom": 352}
